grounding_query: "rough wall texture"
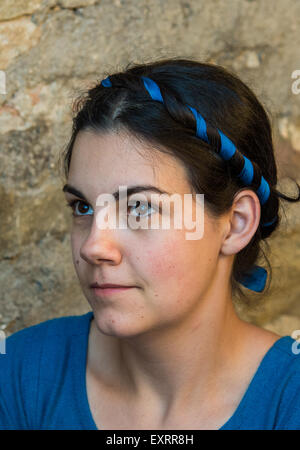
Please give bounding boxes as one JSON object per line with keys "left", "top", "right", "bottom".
{"left": 0, "top": 0, "right": 299, "bottom": 337}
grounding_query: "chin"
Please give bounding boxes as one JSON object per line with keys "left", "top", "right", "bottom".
{"left": 92, "top": 308, "right": 152, "bottom": 339}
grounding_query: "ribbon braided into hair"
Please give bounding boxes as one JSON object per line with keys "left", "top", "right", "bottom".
{"left": 100, "top": 75, "right": 278, "bottom": 293}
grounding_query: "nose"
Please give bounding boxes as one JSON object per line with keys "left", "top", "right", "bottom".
{"left": 79, "top": 216, "right": 123, "bottom": 266}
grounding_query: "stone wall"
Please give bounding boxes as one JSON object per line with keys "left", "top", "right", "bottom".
{"left": 0, "top": 0, "right": 300, "bottom": 337}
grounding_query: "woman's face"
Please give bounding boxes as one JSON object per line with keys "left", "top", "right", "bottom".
{"left": 64, "top": 130, "right": 227, "bottom": 337}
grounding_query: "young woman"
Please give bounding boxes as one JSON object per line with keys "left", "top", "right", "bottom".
{"left": 1, "top": 57, "right": 300, "bottom": 430}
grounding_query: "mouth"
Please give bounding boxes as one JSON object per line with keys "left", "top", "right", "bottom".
{"left": 90, "top": 282, "right": 138, "bottom": 296}
{"left": 90, "top": 283, "right": 136, "bottom": 289}
{"left": 91, "top": 285, "right": 136, "bottom": 296}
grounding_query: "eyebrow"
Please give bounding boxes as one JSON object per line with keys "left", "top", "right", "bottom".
{"left": 62, "top": 184, "right": 171, "bottom": 202}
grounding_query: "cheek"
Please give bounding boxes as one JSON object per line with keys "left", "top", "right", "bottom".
{"left": 141, "top": 232, "right": 217, "bottom": 294}
{"left": 143, "top": 239, "right": 186, "bottom": 282}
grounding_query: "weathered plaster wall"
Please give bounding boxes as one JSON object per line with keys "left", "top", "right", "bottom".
{"left": 0, "top": 0, "right": 300, "bottom": 337}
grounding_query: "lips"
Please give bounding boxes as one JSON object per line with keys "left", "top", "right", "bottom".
{"left": 91, "top": 283, "right": 136, "bottom": 297}
{"left": 90, "top": 283, "right": 136, "bottom": 289}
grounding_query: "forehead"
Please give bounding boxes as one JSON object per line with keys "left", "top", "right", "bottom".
{"left": 68, "top": 130, "right": 192, "bottom": 197}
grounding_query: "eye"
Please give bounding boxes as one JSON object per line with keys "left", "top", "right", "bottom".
{"left": 66, "top": 199, "right": 94, "bottom": 217}
{"left": 128, "top": 200, "right": 156, "bottom": 218}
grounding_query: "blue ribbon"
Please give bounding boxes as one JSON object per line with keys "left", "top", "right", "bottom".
{"left": 101, "top": 75, "right": 276, "bottom": 293}
{"left": 237, "top": 265, "right": 268, "bottom": 293}
{"left": 101, "top": 77, "right": 112, "bottom": 87}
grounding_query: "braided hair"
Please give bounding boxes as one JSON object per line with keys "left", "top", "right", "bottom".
{"left": 61, "top": 57, "right": 300, "bottom": 306}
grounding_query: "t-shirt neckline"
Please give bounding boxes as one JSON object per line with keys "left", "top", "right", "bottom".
{"left": 78, "top": 311, "right": 290, "bottom": 430}
{"left": 219, "top": 335, "right": 292, "bottom": 429}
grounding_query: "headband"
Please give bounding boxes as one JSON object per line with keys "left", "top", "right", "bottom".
{"left": 101, "top": 75, "right": 277, "bottom": 293}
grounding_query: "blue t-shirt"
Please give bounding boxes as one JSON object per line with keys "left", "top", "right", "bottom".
{"left": 0, "top": 311, "right": 300, "bottom": 430}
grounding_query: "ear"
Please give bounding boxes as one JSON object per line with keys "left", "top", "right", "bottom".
{"left": 220, "top": 189, "right": 261, "bottom": 257}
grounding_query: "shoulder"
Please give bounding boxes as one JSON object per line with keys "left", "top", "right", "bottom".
{"left": 253, "top": 333, "right": 300, "bottom": 381}
{"left": 240, "top": 323, "right": 300, "bottom": 377}
{"left": 241, "top": 324, "right": 300, "bottom": 401}
{"left": 6, "top": 310, "right": 93, "bottom": 340}
{"left": 268, "top": 335, "right": 300, "bottom": 367}
{"left": 266, "top": 335, "right": 300, "bottom": 429}
{"left": 0, "top": 311, "right": 93, "bottom": 376}
{"left": 0, "top": 311, "right": 93, "bottom": 430}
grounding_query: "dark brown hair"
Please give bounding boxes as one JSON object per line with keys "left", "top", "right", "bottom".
{"left": 60, "top": 57, "right": 300, "bottom": 307}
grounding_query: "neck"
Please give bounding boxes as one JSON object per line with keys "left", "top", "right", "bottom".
{"left": 88, "top": 289, "right": 250, "bottom": 422}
